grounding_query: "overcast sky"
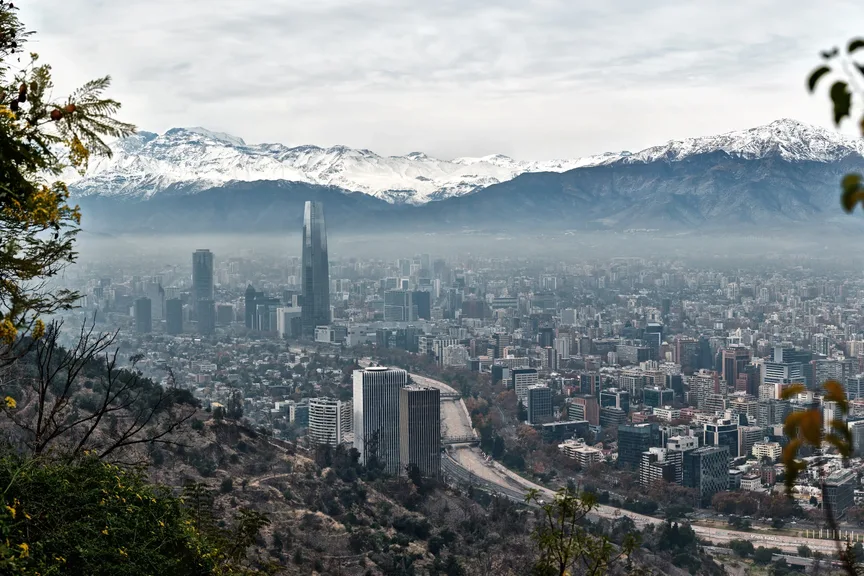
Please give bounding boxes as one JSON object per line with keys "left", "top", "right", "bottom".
{"left": 18, "top": 0, "right": 864, "bottom": 159}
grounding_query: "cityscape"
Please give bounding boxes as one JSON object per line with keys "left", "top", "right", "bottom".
{"left": 42, "top": 193, "right": 864, "bottom": 572}
{"left": 6, "top": 1, "right": 864, "bottom": 574}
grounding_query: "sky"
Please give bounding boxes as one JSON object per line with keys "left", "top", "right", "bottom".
{"left": 18, "top": 0, "right": 864, "bottom": 160}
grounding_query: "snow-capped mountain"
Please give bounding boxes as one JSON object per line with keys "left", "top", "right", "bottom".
{"left": 618, "top": 118, "right": 864, "bottom": 164}
{"left": 65, "top": 127, "right": 621, "bottom": 204}
{"left": 74, "top": 118, "right": 864, "bottom": 234}
{"left": 68, "top": 118, "right": 864, "bottom": 211}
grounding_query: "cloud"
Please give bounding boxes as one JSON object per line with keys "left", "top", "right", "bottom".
{"left": 17, "top": 0, "right": 864, "bottom": 159}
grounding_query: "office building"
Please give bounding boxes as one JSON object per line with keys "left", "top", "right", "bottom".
{"left": 512, "top": 368, "right": 539, "bottom": 402}
{"left": 197, "top": 299, "right": 215, "bottom": 335}
{"left": 703, "top": 418, "right": 741, "bottom": 457}
{"left": 568, "top": 395, "right": 599, "bottom": 426}
{"left": 134, "top": 297, "right": 152, "bottom": 333}
{"left": 600, "top": 388, "right": 630, "bottom": 414}
{"left": 722, "top": 347, "right": 751, "bottom": 388}
{"left": 683, "top": 446, "right": 730, "bottom": 506}
{"left": 353, "top": 367, "right": 408, "bottom": 475}
{"left": 399, "top": 386, "right": 441, "bottom": 479}
{"left": 192, "top": 249, "right": 214, "bottom": 318}
{"left": 617, "top": 422, "right": 661, "bottom": 469}
{"left": 643, "top": 386, "right": 674, "bottom": 408}
{"left": 526, "top": 385, "right": 553, "bottom": 424}
{"left": 301, "top": 201, "right": 330, "bottom": 337}
{"left": 824, "top": 469, "right": 855, "bottom": 518}
{"left": 640, "top": 447, "right": 683, "bottom": 486}
{"left": 411, "top": 290, "right": 431, "bottom": 320}
{"left": 384, "top": 290, "right": 417, "bottom": 322}
{"left": 308, "top": 397, "right": 352, "bottom": 446}
{"left": 165, "top": 298, "right": 183, "bottom": 335}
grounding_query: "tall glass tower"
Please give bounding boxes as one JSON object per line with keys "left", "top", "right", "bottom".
{"left": 301, "top": 201, "right": 330, "bottom": 336}
{"left": 192, "top": 249, "right": 214, "bottom": 319}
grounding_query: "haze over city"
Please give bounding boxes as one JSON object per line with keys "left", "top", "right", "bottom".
{"left": 5, "top": 2, "right": 864, "bottom": 575}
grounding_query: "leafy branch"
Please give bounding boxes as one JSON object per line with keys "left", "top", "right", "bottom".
{"left": 808, "top": 38, "right": 864, "bottom": 214}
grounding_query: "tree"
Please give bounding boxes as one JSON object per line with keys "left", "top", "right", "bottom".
{"left": 729, "top": 538, "right": 754, "bottom": 558}
{"left": 525, "top": 487, "right": 637, "bottom": 576}
{"left": 0, "top": 453, "right": 267, "bottom": 575}
{"left": 797, "top": 545, "right": 811, "bottom": 558}
{"left": 0, "top": 319, "right": 197, "bottom": 464}
{"left": 0, "top": 2, "right": 134, "bottom": 362}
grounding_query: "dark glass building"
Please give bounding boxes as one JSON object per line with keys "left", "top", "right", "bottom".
{"left": 617, "top": 422, "right": 660, "bottom": 469}
{"left": 165, "top": 298, "right": 183, "bottom": 335}
{"left": 301, "top": 201, "right": 330, "bottom": 337}
{"left": 134, "top": 297, "right": 152, "bottom": 333}
{"left": 192, "top": 249, "right": 214, "bottom": 318}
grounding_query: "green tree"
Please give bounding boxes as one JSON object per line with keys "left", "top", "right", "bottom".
{"left": 0, "top": 1, "right": 134, "bottom": 358}
{"left": 525, "top": 487, "right": 638, "bottom": 576}
{"left": 0, "top": 454, "right": 266, "bottom": 575}
{"left": 729, "top": 538, "right": 754, "bottom": 558}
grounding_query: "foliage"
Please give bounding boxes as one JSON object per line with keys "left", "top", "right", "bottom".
{"left": 525, "top": 487, "right": 638, "bottom": 576}
{"left": 0, "top": 453, "right": 267, "bottom": 575}
{"left": 728, "top": 538, "right": 754, "bottom": 558}
{"left": 780, "top": 380, "right": 851, "bottom": 492}
{"left": 0, "top": 1, "right": 134, "bottom": 357}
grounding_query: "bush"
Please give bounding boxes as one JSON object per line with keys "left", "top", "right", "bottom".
{"left": 0, "top": 453, "right": 257, "bottom": 575}
{"left": 220, "top": 478, "right": 234, "bottom": 493}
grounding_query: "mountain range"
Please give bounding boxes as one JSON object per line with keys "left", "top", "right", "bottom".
{"left": 69, "top": 119, "right": 864, "bottom": 234}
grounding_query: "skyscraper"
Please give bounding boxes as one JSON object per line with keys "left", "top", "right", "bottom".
{"left": 301, "top": 201, "right": 330, "bottom": 337}
{"left": 134, "top": 297, "right": 152, "bottom": 333}
{"left": 165, "top": 298, "right": 183, "bottom": 335}
{"left": 399, "top": 386, "right": 441, "bottom": 479}
{"left": 353, "top": 366, "right": 408, "bottom": 475}
{"left": 192, "top": 249, "right": 214, "bottom": 317}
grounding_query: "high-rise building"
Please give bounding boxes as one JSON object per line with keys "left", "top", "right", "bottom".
{"left": 134, "top": 297, "right": 152, "bottom": 333}
{"left": 308, "top": 397, "right": 352, "bottom": 446}
{"left": 411, "top": 290, "right": 431, "bottom": 320}
{"left": 643, "top": 386, "right": 674, "bottom": 408}
{"left": 399, "top": 386, "right": 441, "bottom": 479}
{"left": 703, "top": 418, "right": 740, "bottom": 457}
{"left": 512, "top": 368, "right": 539, "bottom": 402}
{"left": 197, "top": 299, "right": 215, "bottom": 336}
{"left": 824, "top": 469, "right": 855, "bottom": 518}
{"left": 526, "top": 385, "right": 553, "bottom": 424}
{"left": 301, "top": 201, "right": 330, "bottom": 337}
{"left": 722, "top": 347, "right": 751, "bottom": 388}
{"left": 683, "top": 446, "right": 730, "bottom": 506}
{"left": 617, "top": 422, "right": 661, "bottom": 469}
{"left": 384, "top": 290, "right": 417, "bottom": 322}
{"left": 165, "top": 298, "right": 183, "bottom": 335}
{"left": 192, "top": 249, "right": 214, "bottom": 317}
{"left": 353, "top": 367, "right": 408, "bottom": 475}
{"left": 568, "top": 395, "right": 599, "bottom": 426}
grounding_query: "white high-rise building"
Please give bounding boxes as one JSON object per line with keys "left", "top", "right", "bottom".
{"left": 308, "top": 397, "right": 352, "bottom": 446}
{"left": 353, "top": 367, "right": 408, "bottom": 475}
{"left": 555, "top": 336, "right": 571, "bottom": 361}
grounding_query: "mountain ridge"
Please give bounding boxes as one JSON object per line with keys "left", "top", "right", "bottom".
{"left": 67, "top": 118, "right": 864, "bottom": 207}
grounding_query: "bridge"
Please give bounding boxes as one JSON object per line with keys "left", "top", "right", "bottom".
{"left": 439, "top": 392, "right": 461, "bottom": 400}
{"left": 442, "top": 435, "right": 480, "bottom": 446}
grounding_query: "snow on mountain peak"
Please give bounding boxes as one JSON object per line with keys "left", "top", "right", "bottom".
{"left": 66, "top": 119, "right": 864, "bottom": 204}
